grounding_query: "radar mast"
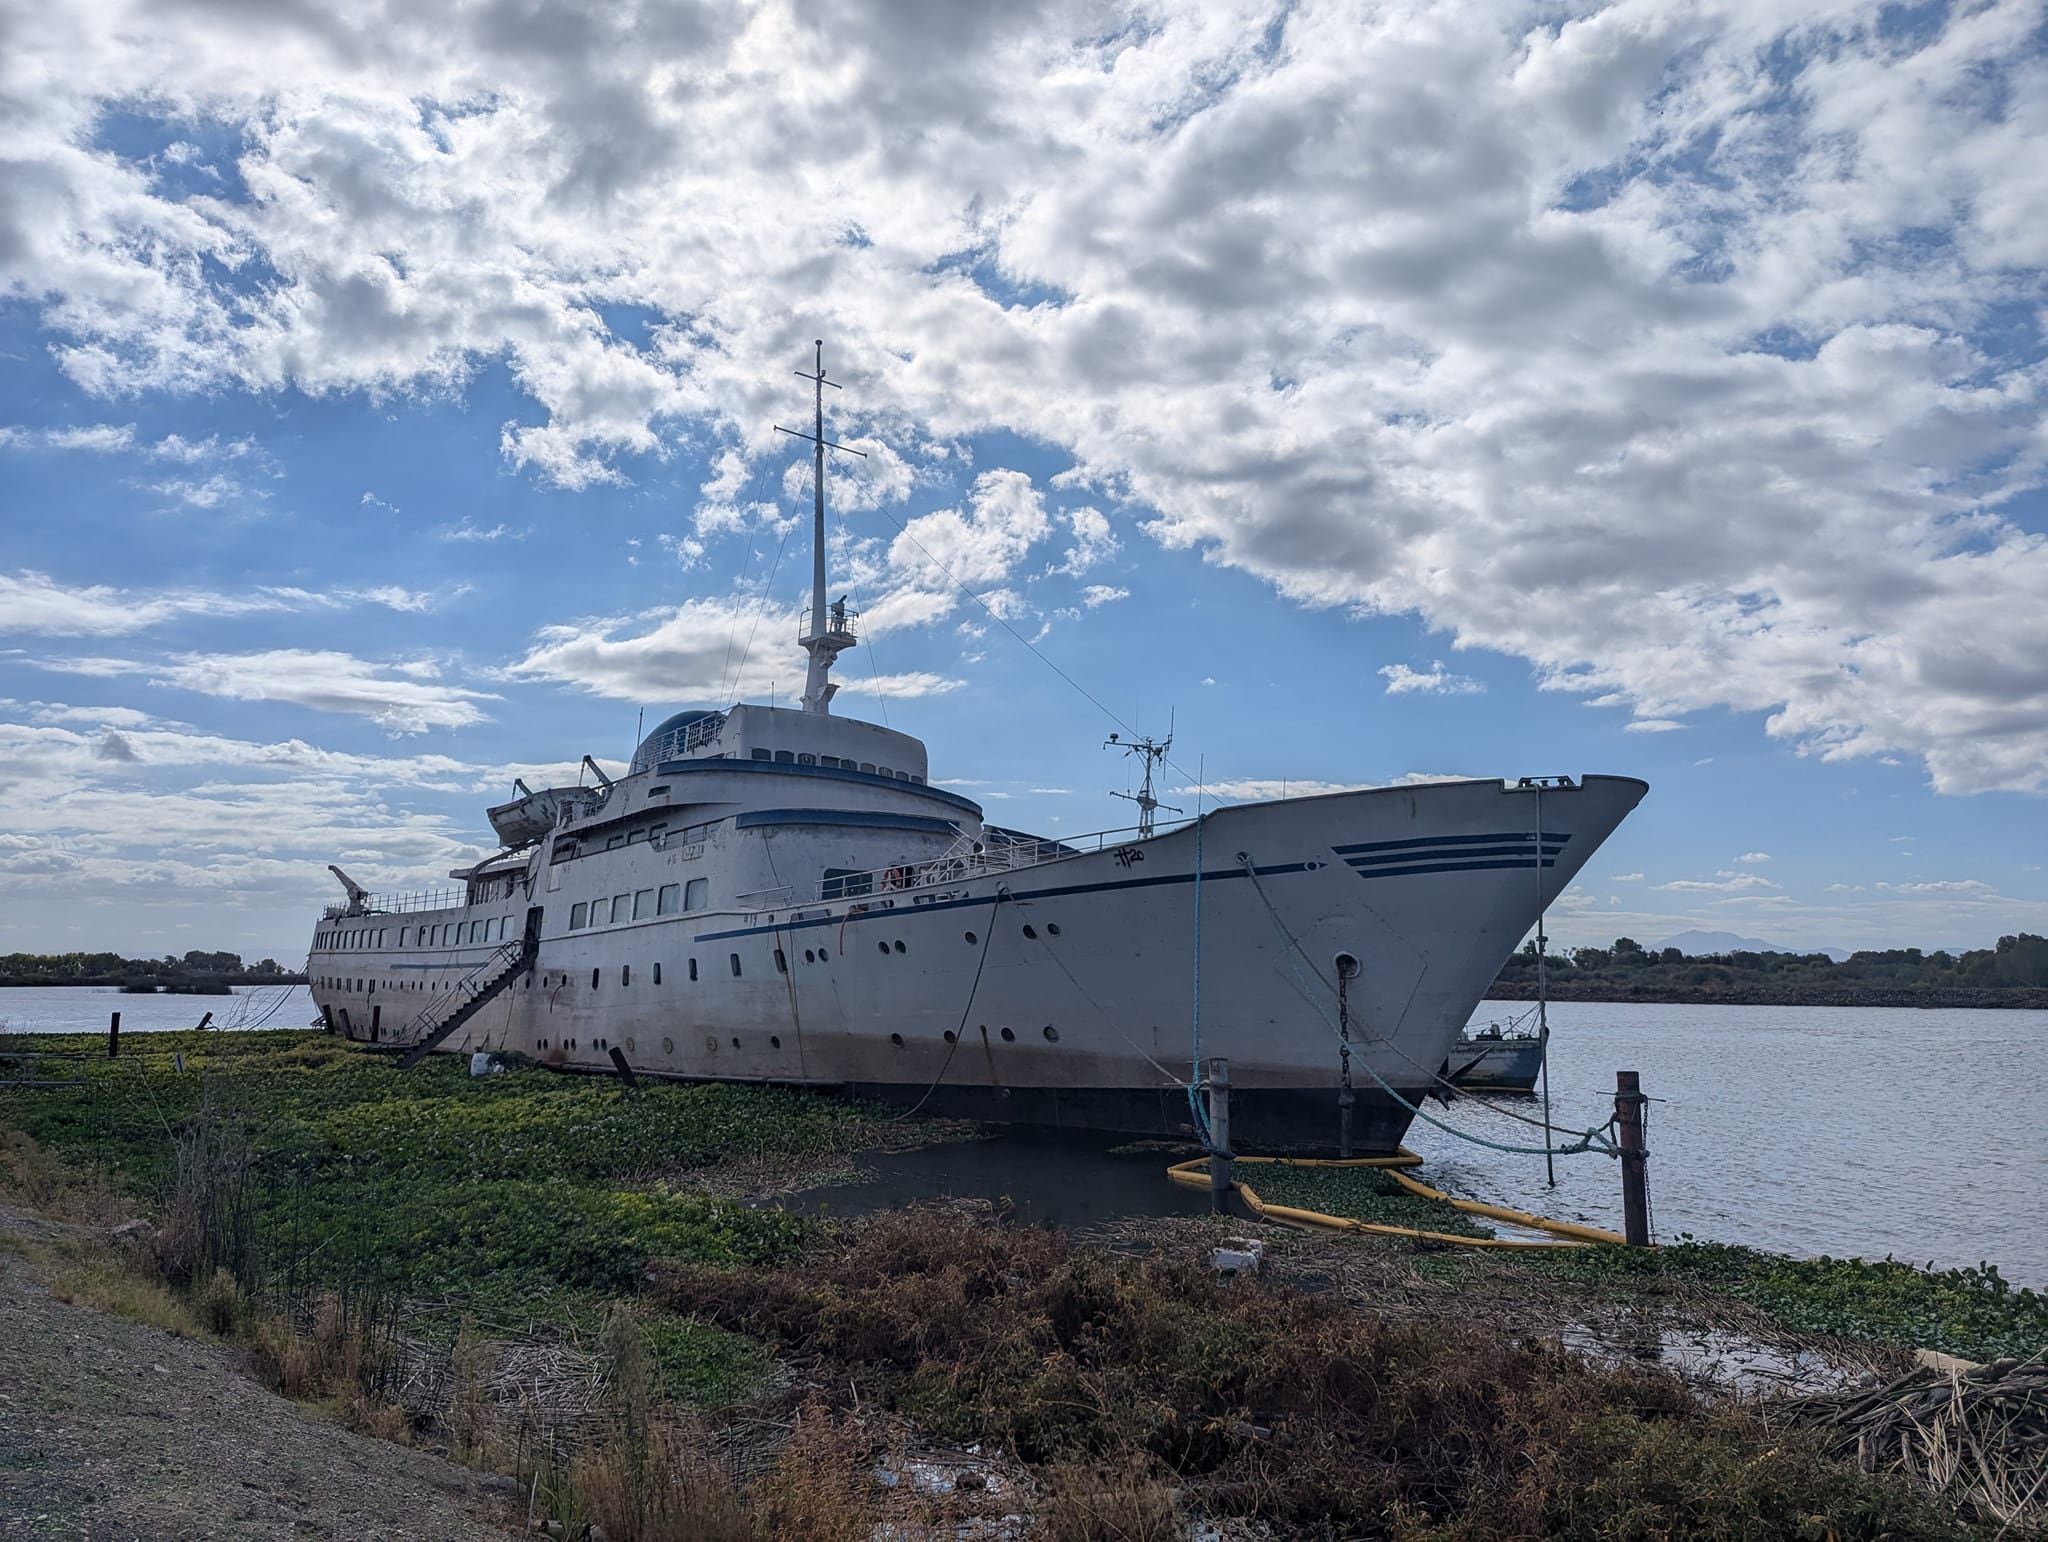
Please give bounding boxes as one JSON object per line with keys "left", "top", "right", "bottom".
{"left": 1106, "top": 715, "right": 1181, "bottom": 838}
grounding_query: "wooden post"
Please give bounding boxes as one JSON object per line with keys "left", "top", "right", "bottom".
{"left": 1615, "top": 1070, "right": 1650, "bottom": 1247}
{"left": 107, "top": 1011, "right": 120, "bottom": 1059}
{"left": 1207, "top": 1056, "right": 1232, "bottom": 1214}
{"left": 194, "top": 1011, "right": 213, "bottom": 1032}
{"left": 607, "top": 1045, "right": 639, "bottom": 1089}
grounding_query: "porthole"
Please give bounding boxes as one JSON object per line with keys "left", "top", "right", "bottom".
{"left": 817, "top": 947, "right": 830, "bottom": 961}
{"left": 662, "top": 1036, "right": 675, "bottom": 1054}
{"left": 943, "top": 1030, "right": 957, "bottom": 1044}
{"left": 878, "top": 941, "right": 891, "bottom": 955}
{"left": 964, "top": 931, "right": 977, "bottom": 945}
{"left": 804, "top": 948, "right": 816, "bottom": 964}
{"left": 770, "top": 1034, "right": 782, "bottom": 1049}
{"left": 1047, "top": 922, "right": 1061, "bottom": 936}
{"left": 730, "top": 1036, "right": 740, "bottom": 1049}
{"left": 626, "top": 1037, "right": 637, "bottom": 1052}
{"left": 1043, "top": 1025, "right": 1059, "bottom": 1043}
{"left": 890, "top": 1033, "right": 904, "bottom": 1047}
{"left": 893, "top": 940, "right": 906, "bottom": 954}
{"left": 706, "top": 1035, "right": 718, "bottom": 1052}
{"left": 1022, "top": 925, "right": 1037, "bottom": 940}
{"left": 1000, "top": 1027, "right": 1015, "bottom": 1042}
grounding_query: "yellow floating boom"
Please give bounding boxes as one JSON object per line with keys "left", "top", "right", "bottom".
{"left": 1164, "top": 1150, "right": 1634, "bottom": 1251}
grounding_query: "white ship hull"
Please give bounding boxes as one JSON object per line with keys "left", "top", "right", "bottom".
{"left": 309, "top": 738, "right": 1643, "bottom": 1149}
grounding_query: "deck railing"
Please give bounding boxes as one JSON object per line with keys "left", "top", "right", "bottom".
{"left": 321, "top": 885, "right": 465, "bottom": 920}
{"left": 810, "top": 817, "right": 1194, "bottom": 904}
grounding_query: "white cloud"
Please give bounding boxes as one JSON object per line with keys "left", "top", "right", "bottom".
{"left": 5, "top": 1, "right": 2047, "bottom": 793}
{"left": 1654, "top": 870, "right": 1781, "bottom": 893}
{"left": 1051, "top": 507, "right": 1119, "bottom": 576}
{"left": 1379, "top": 660, "right": 1484, "bottom": 697}
{"left": 1624, "top": 718, "right": 1686, "bottom": 734}
{"left": 1080, "top": 584, "right": 1129, "bottom": 608}
{"left": 1176, "top": 778, "right": 1377, "bottom": 801}
{"left": 1734, "top": 851, "right": 1772, "bottom": 864}
{"left": 440, "top": 520, "right": 517, "bottom": 543}
{"left": 1610, "top": 871, "right": 1644, "bottom": 881}
{"left": 511, "top": 595, "right": 964, "bottom": 704}
{"left": 41, "top": 650, "right": 498, "bottom": 733}
{"left": 42, "top": 423, "right": 134, "bottom": 452}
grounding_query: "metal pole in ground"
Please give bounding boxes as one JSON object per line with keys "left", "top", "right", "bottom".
{"left": 1207, "top": 1057, "right": 1232, "bottom": 1214}
{"left": 1615, "top": 1070, "right": 1650, "bottom": 1246}
{"left": 107, "top": 1010, "right": 120, "bottom": 1059}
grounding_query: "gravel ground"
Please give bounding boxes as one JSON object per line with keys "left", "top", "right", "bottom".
{"left": 0, "top": 1213, "right": 521, "bottom": 1540}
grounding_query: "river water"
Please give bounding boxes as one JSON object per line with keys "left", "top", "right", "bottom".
{"left": 3, "top": 988, "right": 2042, "bottom": 1285}
{"left": 0, "top": 984, "right": 313, "bottom": 1036}
{"left": 1411, "top": 998, "right": 2048, "bottom": 1287}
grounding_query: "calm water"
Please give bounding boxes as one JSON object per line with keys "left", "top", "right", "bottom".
{"left": 1410, "top": 999, "right": 2048, "bottom": 1287}
{"left": 3, "top": 988, "right": 2042, "bottom": 1285}
{"left": 0, "top": 984, "right": 313, "bottom": 1035}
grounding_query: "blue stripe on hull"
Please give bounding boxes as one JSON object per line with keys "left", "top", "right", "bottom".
{"left": 1332, "top": 831, "right": 1570, "bottom": 854}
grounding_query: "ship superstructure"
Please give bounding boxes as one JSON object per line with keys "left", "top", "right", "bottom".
{"left": 308, "top": 345, "right": 1646, "bottom": 1148}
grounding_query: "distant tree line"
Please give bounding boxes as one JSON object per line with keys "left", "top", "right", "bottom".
{"left": 0, "top": 950, "right": 303, "bottom": 987}
{"left": 1491, "top": 933, "right": 2048, "bottom": 1008}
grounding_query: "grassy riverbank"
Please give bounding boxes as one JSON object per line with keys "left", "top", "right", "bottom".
{"left": 2, "top": 1028, "right": 2040, "bottom": 1538}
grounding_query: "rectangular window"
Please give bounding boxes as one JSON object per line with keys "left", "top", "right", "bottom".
{"left": 648, "top": 824, "right": 666, "bottom": 842}
{"left": 657, "top": 883, "right": 680, "bottom": 915}
{"left": 684, "top": 877, "right": 709, "bottom": 912}
{"left": 688, "top": 957, "right": 698, "bottom": 981}
{"left": 612, "top": 893, "right": 631, "bottom": 923}
{"left": 751, "top": 748, "right": 772, "bottom": 761}
{"left": 607, "top": 834, "right": 624, "bottom": 850}
{"left": 653, "top": 962, "right": 662, "bottom": 985}
{"left": 729, "top": 952, "right": 742, "bottom": 977}
{"left": 648, "top": 784, "right": 669, "bottom": 797}
{"left": 570, "top": 902, "right": 588, "bottom": 929}
{"left": 399, "top": 927, "right": 409, "bottom": 948}
{"left": 633, "top": 888, "right": 655, "bottom": 920}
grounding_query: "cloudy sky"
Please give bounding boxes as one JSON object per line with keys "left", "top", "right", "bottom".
{"left": 3, "top": 0, "right": 2045, "bottom": 963}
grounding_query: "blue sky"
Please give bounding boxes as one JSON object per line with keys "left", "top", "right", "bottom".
{"left": 2, "top": 0, "right": 2044, "bottom": 961}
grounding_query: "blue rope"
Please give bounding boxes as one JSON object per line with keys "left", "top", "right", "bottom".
{"left": 1238, "top": 852, "right": 1617, "bottom": 1159}
{"left": 1187, "top": 812, "right": 1219, "bottom": 1151}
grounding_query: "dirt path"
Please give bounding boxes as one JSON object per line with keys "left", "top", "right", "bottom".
{"left": 0, "top": 1216, "right": 521, "bottom": 1540}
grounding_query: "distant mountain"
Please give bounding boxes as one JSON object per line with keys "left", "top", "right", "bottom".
{"left": 1657, "top": 929, "right": 1850, "bottom": 963}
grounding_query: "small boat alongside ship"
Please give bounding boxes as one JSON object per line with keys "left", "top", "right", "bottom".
{"left": 1443, "top": 1016, "right": 1545, "bottom": 1093}
{"left": 306, "top": 345, "right": 1647, "bottom": 1151}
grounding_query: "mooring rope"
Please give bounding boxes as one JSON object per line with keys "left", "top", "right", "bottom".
{"left": 1234, "top": 850, "right": 1619, "bottom": 1159}
{"left": 1234, "top": 851, "right": 1598, "bottom": 1137}
{"left": 1186, "top": 812, "right": 1222, "bottom": 1153}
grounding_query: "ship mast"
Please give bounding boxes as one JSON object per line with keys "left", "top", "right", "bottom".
{"left": 777, "top": 340, "right": 865, "bottom": 715}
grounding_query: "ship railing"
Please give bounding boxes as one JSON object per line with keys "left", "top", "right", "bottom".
{"left": 811, "top": 816, "right": 1195, "bottom": 903}
{"left": 320, "top": 885, "right": 465, "bottom": 920}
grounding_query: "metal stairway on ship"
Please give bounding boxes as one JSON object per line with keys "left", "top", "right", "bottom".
{"left": 396, "top": 911, "right": 541, "bottom": 1069}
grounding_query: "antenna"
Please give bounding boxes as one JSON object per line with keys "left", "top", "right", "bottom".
{"left": 1106, "top": 709, "right": 1181, "bottom": 838}
{"left": 775, "top": 339, "right": 867, "bottom": 715}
